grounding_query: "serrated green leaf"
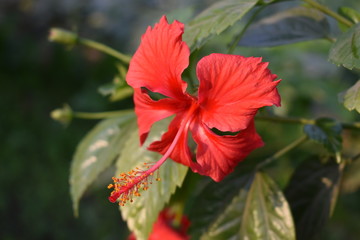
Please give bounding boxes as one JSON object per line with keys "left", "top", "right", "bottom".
{"left": 116, "top": 118, "right": 188, "bottom": 240}
{"left": 339, "top": 7, "right": 360, "bottom": 24}
{"left": 329, "top": 23, "right": 360, "bottom": 70}
{"left": 70, "top": 111, "right": 135, "bottom": 216}
{"left": 183, "top": 0, "right": 257, "bottom": 50}
{"left": 340, "top": 80, "right": 360, "bottom": 113}
{"left": 304, "top": 118, "right": 342, "bottom": 157}
{"left": 285, "top": 156, "right": 344, "bottom": 240}
{"left": 190, "top": 172, "right": 295, "bottom": 240}
{"left": 238, "top": 6, "right": 331, "bottom": 47}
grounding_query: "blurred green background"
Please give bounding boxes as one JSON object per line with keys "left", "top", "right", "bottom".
{"left": 1, "top": 0, "right": 360, "bottom": 239}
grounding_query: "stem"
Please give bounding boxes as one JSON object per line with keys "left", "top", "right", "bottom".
{"left": 73, "top": 109, "right": 133, "bottom": 119}
{"left": 256, "top": 115, "right": 360, "bottom": 130}
{"left": 79, "top": 38, "right": 131, "bottom": 64}
{"left": 341, "top": 122, "right": 360, "bottom": 130}
{"left": 325, "top": 36, "right": 336, "bottom": 43}
{"left": 351, "top": 153, "right": 360, "bottom": 162}
{"left": 256, "top": 115, "right": 315, "bottom": 125}
{"left": 256, "top": 135, "right": 308, "bottom": 169}
{"left": 303, "top": 0, "right": 353, "bottom": 27}
{"left": 228, "top": 5, "right": 267, "bottom": 54}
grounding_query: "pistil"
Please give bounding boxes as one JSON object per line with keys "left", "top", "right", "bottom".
{"left": 108, "top": 103, "right": 197, "bottom": 206}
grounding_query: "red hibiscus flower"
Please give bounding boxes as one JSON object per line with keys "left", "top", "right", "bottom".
{"left": 108, "top": 16, "right": 281, "bottom": 205}
{"left": 128, "top": 209, "right": 190, "bottom": 240}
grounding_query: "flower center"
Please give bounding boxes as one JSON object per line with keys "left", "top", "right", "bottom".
{"left": 108, "top": 102, "right": 198, "bottom": 206}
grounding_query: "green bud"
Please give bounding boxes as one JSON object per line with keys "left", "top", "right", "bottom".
{"left": 50, "top": 104, "right": 73, "bottom": 126}
{"left": 48, "top": 28, "right": 78, "bottom": 45}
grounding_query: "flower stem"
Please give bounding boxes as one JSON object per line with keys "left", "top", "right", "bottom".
{"left": 303, "top": 0, "right": 353, "bottom": 27}
{"left": 256, "top": 135, "right": 308, "bottom": 170}
{"left": 73, "top": 109, "right": 133, "bottom": 119}
{"left": 79, "top": 38, "right": 131, "bottom": 64}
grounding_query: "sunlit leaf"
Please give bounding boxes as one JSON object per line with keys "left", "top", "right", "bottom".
{"left": 183, "top": 0, "right": 257, "bottom": 50}
{"left": 70, "top": 111, "right": 135, "bottom": 216}
{"left": 285, "top": 156, "right": 344, "bottom": 240}
{"left": 339, "top": 7, "right": 360, "bottom": 24}
{"left": 339, "top": 80, "right": 360, "bottom": 113}
{"left": 329, "top": 23, "right": 360, "bottom": 70}
{"left": 190, "top": 171, "right": 295, "bottom": 240}
{"left": 304, "top": 118, "right": 342, "bottom": 160}
{"left": 238, "top": 6, "right": 331, "bottom": 47}
{"left": 117, "top": 118, "right": 188, "bottom": 240}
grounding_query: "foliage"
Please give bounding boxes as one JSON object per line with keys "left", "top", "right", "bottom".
{"left": 70, "top": 111, "right": 135, "bottom": 215}
{"left": 329, "top": 23, "right": 360, "bottom": 70}
{"left": 190, "top": 171, "right": 295, "bottom": 240}
{"left": 42, "top": 0, "right": 360, "bottom": 239}
{"left": 284, "top": 156, "right": 343, "bottom": 240}
{"left": 183, "top": 0, "right": 258, "bottom": 50}
{"left": 238, "top": 6, "right": 332, "bottom": 47}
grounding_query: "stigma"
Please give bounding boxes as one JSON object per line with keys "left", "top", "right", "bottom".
{"left": 108, "top": 163, "right": 161, "bottom": 206}
{"left": 108, "top": 103, "right": 197, "bottom": 206}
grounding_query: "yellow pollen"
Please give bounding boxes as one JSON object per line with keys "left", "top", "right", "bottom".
{"left": 108, "top": 162, "right": 162, "bottom": 206}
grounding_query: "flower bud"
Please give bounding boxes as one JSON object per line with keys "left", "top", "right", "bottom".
{"left": 48, "top": 28, "right": 78, "bottom": 45}
{"left": 50, "top": 104, "right": 73, "bottom": 126}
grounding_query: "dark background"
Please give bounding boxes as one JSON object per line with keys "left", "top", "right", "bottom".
{"left": 1, "top": 0, "right": 360, "bottom": 239}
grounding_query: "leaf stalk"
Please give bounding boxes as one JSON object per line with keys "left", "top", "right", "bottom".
{"left": 256, "top": 115, "right": 360, "bottom": 130}
{"left": 79, "top": 38, "right": 131, "bottom": 64}
{"left": 228, "top": 5, "right": 267, "bottom": 54}
{"left": 256, "top": 135, "right": 308, "bottom": 169}
{"left": 73, "top": 109, "right": 133, "bottom": 119}
{"left": 303, "top": 0, "right": 353, "bottom": 27}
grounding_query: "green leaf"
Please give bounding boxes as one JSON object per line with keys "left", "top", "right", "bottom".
{"left": 238, "top": 6, "right": 331, "bottom": 47}
{"left": 117, "top": 118, "right": 188, "bottom": 240}
{"left": 339, "top": 7, "right": 360, "bottom": 24}
{"left": 329, "top": 23, "right": 360, "bottom": 70}
{"left": 183, "top": 0, "right": 258, "bottom": 50}
{"left": 340, "top": 80, "right": 360, "bottom": 113}
{"left": 190, "top": 172, "right": 295, "bottom": 240}
{"left": 284, "top": 156, "right": 344, "bottom": 240}
{"left": 70, "top": 111, "right": 135, "bottom": 216}
{"left": 303, "top": 118, "right": 342, "bottom": 159}
{"left": 189, "top": 172, "right": 254, "bottom": 239}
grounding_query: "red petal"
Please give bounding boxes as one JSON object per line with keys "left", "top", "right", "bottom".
{"left": 197, "top": 53, "right": 281, "bottom": 132}
{"left": 190, "top": 119, "right": 264, "bottom": 182}
{"left": 148, "top": 112, "right": 194, "bottom": 167}
{"left": 128, "top": 209, "right": 189, "bottom": 240}
{"left": 133, "top": 88, "right": 188, "bottom": 145}
{"left": 127, "top": 16, "right": 190, "bottom": 100}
